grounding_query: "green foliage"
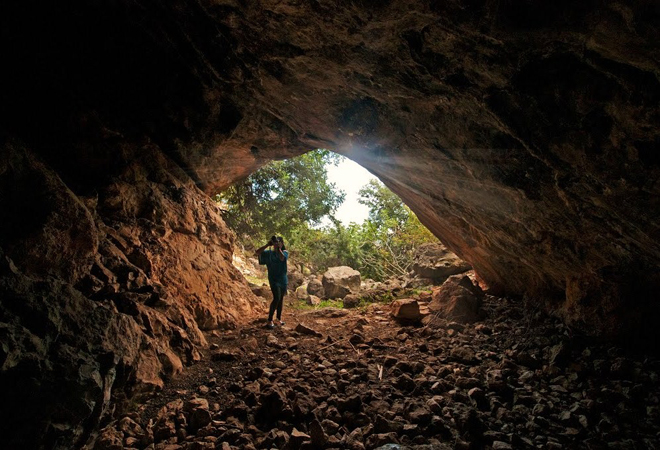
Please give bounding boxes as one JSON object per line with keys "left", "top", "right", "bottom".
{"left": 353, "top": 180, "right": 438, "bottom": 280}
{"left": 291, "top": 298, "right": 344, "bottom": 310}
{"left": 215, "top": 150, "right": 345, "bottom": 249}
{"left": 359, "top": 179, "right": 409, "bottom": 229}
{"left": 287, "top": 218, "right": 362, "bottom": 272}
{"left": 218, "top": 152, "right": 437, "bottom": 282}
{"left": 287, "top": 180, "right": 437, "bottom": 280}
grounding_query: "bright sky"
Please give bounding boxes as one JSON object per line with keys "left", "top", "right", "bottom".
{"left": 323, "top": 156, "right": 378, "bottom": 226}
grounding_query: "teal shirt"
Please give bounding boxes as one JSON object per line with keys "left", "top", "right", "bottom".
{"left": 259, "top": 249, "right": 289, "bottom": 288}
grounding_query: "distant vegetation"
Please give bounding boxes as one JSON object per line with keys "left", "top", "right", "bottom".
{"left": 215, "top": 150, "right": 438, "bottom": 281}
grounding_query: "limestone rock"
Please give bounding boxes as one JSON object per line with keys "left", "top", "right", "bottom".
{"left": 306, "top": 278, "right": 325, "bottom": 298}
{"left": 361, "top": 279, "right": 383, "bottom": 291}
{"left": 411, "top": 243, "right": 471, "bottom": 281}
{"left": 295, "top": 284, "right": 309, "bottom": 300}
{"left": 251, "top": 283, "right": 272, "bottom": 299}
{"left": 287, "top": 267, "right": 305, "bottom": 290}
{"left": 322, "top": 266, "right": 361, "bottom": 299}
{"left": 306, "top": 295, "right": 321, "bottom": 306}
{"left": 343, "top": 294, "right": 361, "bottom": 309}
{"left": 391, "top": 299, "right": 422, "bottom": 321}
{"left": 429, "top": 275, "right": 484, "bottom": 323}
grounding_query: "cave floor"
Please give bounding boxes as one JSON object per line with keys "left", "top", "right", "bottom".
{"left": 95, "top": 296, "right": 660, "bottom": 450}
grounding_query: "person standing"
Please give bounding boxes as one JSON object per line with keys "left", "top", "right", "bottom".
{"left": 255, "top": 236, "right": 288, "bottom": 329}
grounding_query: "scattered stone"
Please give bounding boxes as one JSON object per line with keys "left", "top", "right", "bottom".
{"left": 290, "top": 428, "right": 311, "bottom": 447}
{"left": 322, "top": 266, "right": 361, "bottom": 299}
{"left": 242, "top": 337, "right": 259, "bottom": 351}
{"left": 349, "top": 333, "right": 364, "bottom": 345}
{"left": 411, "top": 242, "right": 471, "bottom": 280}
{"left": 184, "top": 398, "right": 209, "bottom": 413}
{"left": 296, "top": 284, "right": 310, "bottom": 300}
{"left": 117, "top": 416, "right": 144, "bottom": 439}
{"left": 306, "top": 278, "right": 325, "bottom": 297}
{"left": 307, "top": 295, "right": 321, "bottom": 306}
{"left": 189, "top": 408, "right": 212, "bottom": 433}
{"left": 211, "top": 349, "right": 239, "bottom": 362}
{"left": 295, "top": 323, "right": 322, "bottom": 337}
{"left": 450, "top": 346, "right": 477, "bottom": 364}
{"left": 549, "top": 342, "right": 570, "bottom": 367}
{"left": 474, "top": 324, "right": 492, "bottom": 334}
{"left": 343, "top": 293, "right": 361, "bottom": 308}
{"left": 96, "top": 426, "right": 124, "bottom": 449}
{"left": 429, "top": 274, "right": 483, "bottom": 323}
{"left": 266, "top": 334, "right": 283, "bottom": 348}
{"left": 390, "top": 298, "right": 421, "bottom": 321}
{"left": 309, "top": 419, "right": 327, "bottom": 446}
{"left": 97, "top": 294, "right": 660, "bottom": 450}
{"left": 250, "top": 283, "right": 271, "bottom": 299}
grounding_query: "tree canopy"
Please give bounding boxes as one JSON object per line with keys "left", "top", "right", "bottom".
{"left": 215, "top": 149, "right": 345, "bottom": 247}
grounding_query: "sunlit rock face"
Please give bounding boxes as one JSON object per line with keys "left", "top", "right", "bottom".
{"left": 1, "top": 0, "right": 659, "bottom": 446}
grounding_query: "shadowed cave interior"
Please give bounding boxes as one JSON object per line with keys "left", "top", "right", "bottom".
{"left": 0, "top": 0, "right": 659, "bottom": 448}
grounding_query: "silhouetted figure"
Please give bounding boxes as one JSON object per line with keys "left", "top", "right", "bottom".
{"left": 255, "top": 236, "right": 288, "bottom": 329}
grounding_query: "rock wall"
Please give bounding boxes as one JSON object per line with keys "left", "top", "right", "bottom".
{"left": 1, "top": 0, "right": 659, "bottom": 446}
{"left": 0, "top": 140, "right": 262, "bottom": 448}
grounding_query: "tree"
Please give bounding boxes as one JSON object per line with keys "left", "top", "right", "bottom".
{"left": 215, "top": 150, "right": 345, "bottom": 248}
{"left": 356, "top": 180, "right": 438, "bottom": 280}
{"left": 217, "top": 152, "right": 437, "bottom": 283}
{"left": 358, "top": 179, "right": 409, "bottom": 229}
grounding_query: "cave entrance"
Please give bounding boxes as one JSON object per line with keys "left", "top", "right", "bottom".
{"left": 214, "top": 149, "right": 471, "bottom": 311}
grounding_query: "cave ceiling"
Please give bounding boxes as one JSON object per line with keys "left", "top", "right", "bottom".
{"left": 1, "top": 0, "right": 659, "bottom": 333}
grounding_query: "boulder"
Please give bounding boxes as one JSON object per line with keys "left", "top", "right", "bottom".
{"left": 250, "top": 283, "right": 271, "bottom": 299}
{"left": 411, "top": 243, "right": 471, "bottom": 281}
{"left": 361, "top": 279, "right": 382, "bottom": 291}
{"left": 382, "top": 277, "right": 403, "bottom": 290}
{"left": 391, "top": 299, "right": 422, "bottom": 321}
{"left": 306, "top": 278, "right": 325, "bottom": 298}
{"left": 429, "top": 274, "right": 484, "bottom": 323}
{"left": 306, "top": 295, "right": 321, "bottom": 306}
{"left": 322, "top": 266, "right": 361, "bottom": 299}
{"left": 404, "top": 276, "right": 436, "bottom": 289}
{"left": 288, "top": 266, "right": 304, "bottom": 290}
{"left": 295, "top": 284, "right": 309, "bottom": 300}
{"left": 343, "top": 294, "right": 361, "bottom": 309}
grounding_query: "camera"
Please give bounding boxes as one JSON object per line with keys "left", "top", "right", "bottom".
{"left": 270, "top": 235, "right": 278, "bottom": 245}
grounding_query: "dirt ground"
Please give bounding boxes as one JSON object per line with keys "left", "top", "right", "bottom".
{"left": 93, "top": 295, "right": 660, "bottom": 450}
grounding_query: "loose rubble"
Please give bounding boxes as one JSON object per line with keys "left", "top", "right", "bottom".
{"left": 94, "top": 295, "right": 660, "bottom": 450}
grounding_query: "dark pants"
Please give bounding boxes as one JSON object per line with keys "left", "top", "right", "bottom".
{"left": 268, "top": 285, "right": 286, "bottom": 321}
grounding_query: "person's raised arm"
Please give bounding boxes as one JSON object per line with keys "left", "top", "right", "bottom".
{"left": 255, "top": 241, "right": 271, "bottom": 257}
